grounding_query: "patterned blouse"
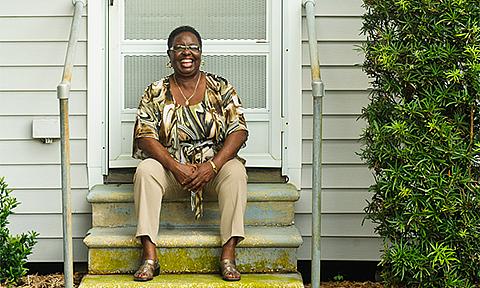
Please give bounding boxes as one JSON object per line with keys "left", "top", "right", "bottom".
{"left": 132, "top": 72, "right": 248, "bottom": 218}
{"left": 133, "top": 72, "right": 248, "bottom": 162}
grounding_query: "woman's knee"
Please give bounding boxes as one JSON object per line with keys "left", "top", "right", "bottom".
{"left": 218, "top": 159, "right": 247, "bottom": 182}
{"left": 134, "top": 158, "right": 165, "bottom": 181}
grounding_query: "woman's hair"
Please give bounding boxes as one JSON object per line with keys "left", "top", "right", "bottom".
{"left": 167, "top": 26, "right": 202, "bottom": 50}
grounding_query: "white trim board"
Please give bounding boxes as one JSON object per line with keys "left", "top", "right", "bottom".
{"left": 86, "top": 0, "right": 303, "bottom": 189}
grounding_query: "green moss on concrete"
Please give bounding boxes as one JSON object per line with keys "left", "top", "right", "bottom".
{"left": 158, "top": 248, "right": 218, "bottom": 273}
{"left": 238, "top": 250, "right": 296, "bottom": 273}
{"left": 89, "top": 247, "right": 296, "bottom": 274}
{"left": 89, "top": 249, "right": 141, "bottom": 274}
{"left": 79, "top": 273, "right": 303, "bottom": 288}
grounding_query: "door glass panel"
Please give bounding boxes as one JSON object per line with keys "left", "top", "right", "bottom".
{"left": 124, "top": 55, "right": 266, "bottom": 109}
{"left": 125, "top": 0, "right": 266, "bottom": 40}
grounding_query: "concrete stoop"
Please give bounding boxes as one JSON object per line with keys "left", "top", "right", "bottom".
{"left": 81, "top": 183, "right": 304, "bottom": 287}
{"left": 84, "top": 226, "right": 302, "bottom": 274}
{"left": 88, "top": 183, "right": 299, "bottom": 227}
{"left": 79, "top": 273, "right": 304, "bottom": 288}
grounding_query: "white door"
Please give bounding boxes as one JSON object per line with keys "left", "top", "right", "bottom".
{"left": 109, "top": 0, "right": 282, "bottom": 168}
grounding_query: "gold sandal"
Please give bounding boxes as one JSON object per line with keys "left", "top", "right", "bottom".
{"left": 220, "top": 258, "right": 241, "bottom": 281}
{"left": 133, "top": 259, "right": 160, "bottom": 281}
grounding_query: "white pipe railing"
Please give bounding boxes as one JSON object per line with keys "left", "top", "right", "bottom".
{"left": 303, "top": 0, "right": 324, "bottom": 287}
{"left": 57, "top": 0, "right": 86, "bottom": 287}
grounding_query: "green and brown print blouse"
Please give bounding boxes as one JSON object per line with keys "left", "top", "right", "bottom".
{"left": 133, "top": 72, "right": 248, "bottom": 219}
{"left": 133, "top": 72, "right": 248, "bottom": 163}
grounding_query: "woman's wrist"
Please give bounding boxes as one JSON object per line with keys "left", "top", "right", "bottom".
{"left": 208, "top": 160, "right": 218, "bottom": 174}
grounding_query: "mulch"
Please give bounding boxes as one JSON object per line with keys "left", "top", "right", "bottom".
{"left": 1, "top": 274, "right": 384, "bottom": 288}
{"left": 1, "top": 273, "right": 84, "bottom": 288}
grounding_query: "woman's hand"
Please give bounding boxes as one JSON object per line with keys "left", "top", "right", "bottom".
{"left": 171, "top": 162, "right": 197, "bottom": 186}
{"left": 184, "top": 162, "right": 216, "bottom": 192}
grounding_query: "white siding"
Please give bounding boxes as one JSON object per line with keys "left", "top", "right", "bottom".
{"left": 0, "top": 2, "right": 89, "bottom": 262}
{"left": 1, "top": 0, "right": 380, "bottom": 263}
{"left": 298, "top": 0, "right": 381, "bottom": 260}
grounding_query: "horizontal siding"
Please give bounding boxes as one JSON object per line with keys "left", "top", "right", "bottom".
{"left": 0, "top": 92, "right": 87, "bottom": 115}
{"left": 9, "top": 214, "right": 91, "bottom": 238}
{"left": 0, "top": 115, "right": 86, "bottom": 140}
{"left": 0, "top": 66, "right": 87, "bottom": 90}
{"left": 295, "top": 214, "right": 377, "bottom": 237}
{"left": 301, "top": 164, "right": 373, "bottom": 189}
{"left": 0, "top": 8, "right": 90, "bottom": 262}
{"left": 0, "top": 17, "right": 87, "bottom": 41}
{"left": 295, "top": 189, "right": 371, "bottom": 214}
{"left": 302, "top": 115, "right": 366, "bottom": 140}
{"left": 312, "top": 0, "right": 365, "bottom": 16}
{"left": 301, "top": 42, "right": 364, "bottom": 66}
{"left": 12, "top": 189, "right": 91, "bottom": 213}
{"left": 2, "top": 0, "right": 88, "bottom": 16}
{"left": 302, "top": 139, "right": 363, "bottom": 164}
{"left": 302, "top": 66, "right": 370, "bottom": 90}
{"left": 299, "top": 0, "right": 378, "bottom": 261}
{"left": 302, "top": 90, "right": 369, "bottom": 115}
{"left": 0, "top": 42, "right": 87, "bottom": 65}
{"left": 301, "top": 17, "right": 365, "bottom": 41}
{"left": 0, "top": 165, "right": 88, "bottom": 189}
{"left": 297, "top": 237, "right": 381, "bottom": 261}
{"left": 0, "top": 140, "right": 86, "bottom": 164}
{"left": 29, "top": 239, "right": 87, "bottom": 262}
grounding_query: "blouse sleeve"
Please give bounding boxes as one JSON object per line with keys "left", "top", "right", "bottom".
{"left": 132, "top": 82, "right": 162, "bottom": 158}
{"left": 220, "top": 80, "right": 248, "bottom": 137}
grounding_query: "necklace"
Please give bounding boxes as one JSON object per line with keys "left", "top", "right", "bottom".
{"left": 173, "top": 72, "right": 202, "bottom": 106}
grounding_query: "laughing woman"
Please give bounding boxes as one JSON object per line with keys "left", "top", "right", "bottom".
{"left": 131, "top": 26, "right": 248, "bottom": 282}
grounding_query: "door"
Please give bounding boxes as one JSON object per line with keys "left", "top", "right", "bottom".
{"left": 109, "top": 0, "right": 282, "bottom": 168}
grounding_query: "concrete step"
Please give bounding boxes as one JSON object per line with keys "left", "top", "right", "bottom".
{"left": 84, "top": 226, "right": 303, "bottom": 274}
{"left": 88, "top": 183, "right": 299, "bottom": 227}
{"left": 79, "top": 273, "right": 304, "bottom": 288}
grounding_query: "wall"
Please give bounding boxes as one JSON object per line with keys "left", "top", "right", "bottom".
{"left": 295, "top": 0, "right": 381, "bottom": 261}
{"left": 0, "top": 0, "right": 380, "bottom": 263}
{"left": 0, "top": 0, "right": 90, "bottom": 262}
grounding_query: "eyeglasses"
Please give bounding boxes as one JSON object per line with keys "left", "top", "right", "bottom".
{"left": 168, "top": 44, "right": 201, "bottom": 53}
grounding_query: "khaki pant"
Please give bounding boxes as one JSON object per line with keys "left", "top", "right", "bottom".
{"left": 133, "top": 158, "right": 247, "bottom": 246}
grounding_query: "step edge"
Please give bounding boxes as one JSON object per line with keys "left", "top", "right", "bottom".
{"left": 83, "top": 226, "right": 303, "bottom": 248}
{"left": 88, "top": 183, "right": 299, "bottom": 203}
{"left": 79, "top": 273, "right": 304, "bottom": 288}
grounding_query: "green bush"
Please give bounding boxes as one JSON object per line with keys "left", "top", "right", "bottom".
{"left": 360, "top": 0, "right": 480, "bottom": 287}
{"left": 0, "top": 177, "right": 38, "bottom": 286}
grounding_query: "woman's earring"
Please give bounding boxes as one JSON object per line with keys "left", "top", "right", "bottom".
{"left": 166, "top": 61, "right": 172, "bottom": 69}
{"left": 201, "top": 60, "right": 205, "bottom": 68}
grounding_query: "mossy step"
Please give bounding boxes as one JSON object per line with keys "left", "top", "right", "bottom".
{"left": 88, "top": 183, "right": 299, "bottom": 227}
{"left": 84, "top": 226, "right": 302, "bottom": 274}
{"left": 79, "top": 273, "right": 304, "bottom": 288}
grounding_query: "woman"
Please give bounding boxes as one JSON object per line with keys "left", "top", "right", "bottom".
{"left": 131, "top": 26, "right": 248, "bottom": 282}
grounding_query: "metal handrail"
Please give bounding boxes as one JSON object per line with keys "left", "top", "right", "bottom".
{"left": 57, "top": 1, "right": 86, "bottom": 287}
{"left": 303, "top": 0, "right": 324, "bottom": 287}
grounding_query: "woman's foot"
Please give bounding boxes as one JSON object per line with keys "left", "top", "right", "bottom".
{"left": 133, "top": 259, "right": 160, "bottom": 281}
{"left": 220, "top": 258, "right": 241, "bottom": 281}
{"left": 134, "top": 236, "right": 159, "bottom": 281}
{"left": 220, "top": 237, "right": 241, "bottom": 281}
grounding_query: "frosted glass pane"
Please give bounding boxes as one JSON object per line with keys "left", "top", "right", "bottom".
{"left": 124, "top": 55, "right": 267, "bottom": 109}
{"left": 125, "top": 0, "right": 266, "bottom": 40}
{"left": 203, "top": 55, "right": 266, "bottom": 109}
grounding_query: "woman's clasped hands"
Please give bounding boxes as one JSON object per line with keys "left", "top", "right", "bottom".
{"left": 172, "top": 161, "right": 216, "bottom": 192}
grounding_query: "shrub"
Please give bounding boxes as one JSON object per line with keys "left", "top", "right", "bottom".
{"left": 360, "top": 0, "right": 480, "bottom": 287}
{"left": 0, "top": 177, "right": 38, "bottom": 286}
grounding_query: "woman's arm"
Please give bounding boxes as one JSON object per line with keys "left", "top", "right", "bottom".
{"left": 184, "top": 130, "right": 248, "bottom": 192}
{"left": 137, "top": 137, "right": 196, "bottom": 185}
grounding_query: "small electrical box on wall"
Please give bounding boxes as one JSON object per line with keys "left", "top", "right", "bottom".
{"left": 32, "top": 118, "right": 60, "bottom": 144}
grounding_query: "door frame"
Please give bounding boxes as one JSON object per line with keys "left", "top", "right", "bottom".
{"left": 87, "top": 0, "right": 303, "bottom": 188}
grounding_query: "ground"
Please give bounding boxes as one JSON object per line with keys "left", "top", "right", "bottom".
{"left": 1, "top": 274, "right": 383, "bottom": 288}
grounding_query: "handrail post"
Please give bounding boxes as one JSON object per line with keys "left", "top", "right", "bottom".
{"left": 303, "top": 0, "right": 324, "bottom": 287}
{"left": 57, "top": 0, "right": 86, "bottom": 287}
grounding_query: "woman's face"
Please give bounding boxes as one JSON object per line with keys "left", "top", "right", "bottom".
{"left": 168, "top": 31, "right": 202, "bottom": 78}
